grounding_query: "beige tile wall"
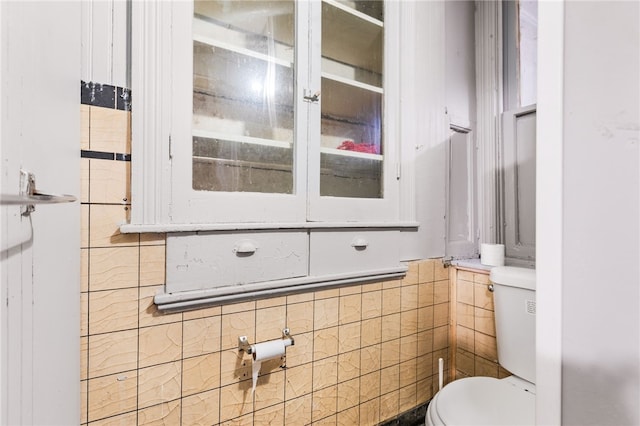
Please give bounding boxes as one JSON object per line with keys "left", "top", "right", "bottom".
{"left": 80, "top": 104, "right": 451, "bottom": 425}
{"left": 451, "top": 268, "right": 510, "bottom": 380}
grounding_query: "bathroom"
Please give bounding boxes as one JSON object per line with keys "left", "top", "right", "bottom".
{"left": 0, "top": 1, "right": 638, "bottom": 425}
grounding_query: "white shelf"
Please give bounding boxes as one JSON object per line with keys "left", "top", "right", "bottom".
{"left": 323, "top": 0, "right": 384, "bottom": 27}
{"left": 193, "top": 129, "right": 292, "bottom": 149}
{"left": 320, "top": 146, "right": 383, "bottom": 161}
{"left": 322, "top": 72, "right": 383, "bottom": 94}
{"left": 193, "top": 33, "right": 292, "bottom": 69}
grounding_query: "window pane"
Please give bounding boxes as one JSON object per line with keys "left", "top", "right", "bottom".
{"left": 320, "top": 1, "right": 384, "bottom": 198}
{"left": 192, "top": 1, "right": 295, "bottom": 194}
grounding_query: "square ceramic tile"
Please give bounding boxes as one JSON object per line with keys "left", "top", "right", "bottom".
{"left": 400, "top": 284, "right": 418, "bottom": 311}
{"left": 400, "top": 308, "right": 418, "bottom": 337}
{"left": 380, "top": 312, "right": 400, "bottom": 342}
{"left": 379, "top": 390, "right": 400, "bottom": 423}
{"left": 473, "top": 272, "right": 490, "bottom": 284}
{"left": 313, "top": 327, "right": 339, "bottom": 360}
{"left": 88, "top": 246, "right": 139, "bottom": 291}
{"left": 434, "top": 280, "right": 450, "bottom": 304}
{"left": 380, "top": 338, "right": 400, "bottom": 369}
{"left": 284, "top": 394, "right": 312, "bottom": 425}
{"left": 456, "top": 302, "right": 474, "bottom": 329}
{"left": 380, "top": 364, "right": 400, "bottom": 395}
{"left": 433, "top": 302, "right": 449, "bottom": 328}
{"left": 80, "top": 379, "right": 88, "bottom": 424}
{"left": 221, "top": 310, "right": 255, "bottom": 351}
{"left": 80, "top": 105, "right": 90, "bottom": 150}
{"left": 221, "top": 300, "right": 256, "bottom": 315}
{"left": 254, "top": 369, "right": 285, "bottom": 411}
{"left": 137, "top": 399, "right": 181, "bottom": 426}
{"left": 139, "top": 285, "right": 183, "bottom": 328}
{"left": 474, "top": 282, "right": 494, "bottom": 310}
{"left": 361, "top": 290, "right": 382, "bottom": 320}
{"left": 285, "top": 363, "right": 312, "bottom": 399}
{"left": 181, "top": 388, "right": 220, "bottom": 426}
{"left": 219, "top": 381, "right": 254, "bottom": 422}
{"left": 314, "top": 297, "right": 339, "bottom": 330}
{"left": 286, "top": 292, "right": 313, "bottom": 304}
{"left": 312, "top": 356, "right": 338, "bottom": 391}
{"left": 474, "top": 330, "right": 498, "bottom": 362}
{"left": 418, "top": 260, "right": 435, "bottom": 283}
{"left": 89, "top": 159, "right": 130, "bottom": 205}
{"left": 383, "top": 279, "right": 401, "bottom": 290}
{"left": 475, "top": 355, "right": 499, "bottom": 378}
{"left": 458, "top": 270, "right": 474, "bottom": 282}
{"left": 381, "top": 287, "right": 401, "bottom": 315}
{"left": 81, "top": 249, "right": 89, "bottom": 292}
{"left": 337, "top": 377, "right": 359, "bottom": 412}
{"left": 433, "top": 325, "right": 449, "bottom": 351}
{"left": 337, "top": 349, "right": 360, "bottom": 383}
{"left": 315, "top": 288, "right": 339, "bottom": 300}
{"left": 89, "top": 204, "right": 138, "bottom": 248}
{"left": 359, "top": 370, "right": 381, "bottom": 403}
{"left": 339, "top": 284, "right": 361, "bottom": 296}
{"left": 359, "top": 344, "right": 381, "bottom": 375}
{"left": 337, "top": 405, "right": 360, "bottom": 426}
{"left": 359, "top": 396, "right": 380, "bottom": 426}
{"left": 220, "top": 349, "right": 252, "bottom": 387}
{"left": 456, "top": 325, "right": 474, "bottom": 353}
{"left": 138, "top": 323, "right": 182, "bottom": 368}
{"left": 137, "top": 361, "right": 181, "bottom": 409}
{"left": 416, "top": 352, "right": 433, "bottom": 382}
{"left": 183, "top": 316, "right": 222, "bottom": 358}
{"left": 80, "top": 158, "right": 89, "bottom": 204}
{"left": 399, "top": 358, "right": 417, "bottom": 388}
{"left": 399, "top": 383, "right": 417, "bottom": 413}
{"left": 86, "top": 411, "right": 137, "bottom": 426}
{"left": 416, "top": 376, "right": 434, "bottom": 405}
{"left": 434, "top": 261, "right": 449, "bottom": 281}
{"left": 338, "top": 322, "right": 361, "bottom": 354}
{"left": 418, "top": 282, "right": 434, "bottom": 308}
{"left": 360, "top": 317, "right": 382, "bottom": 347}
{"left": 311, "top": 384, "right": 337, "bottom": 423}
{"left": 253, "top": 403, "right": 285, "bottom": 425}
{"left": 89, "top": 288, "right": 138, "bottom": 335}
{"left": 417, "top": 305, "right": 434, "bottom": 332}
{"left": 139, "top": 233, "right": 166, "bottom": 246}
{"left": 81, "top": 204, "right": 89, "bottom": 248}
{"left": 89, "top": 107, "right": 130, "bottom": 153}
{"left": 399, "top": 334, "right": 417, "bottom": 364}
{"left": 256, "top": 296, "right": 286, "bottom": 309}
{"left": 183, "top": 305, "right": 221, "bottom": 321}
{"left": 456, "top": 348, "right": 475, "bottom": 377}
{"left": 402, "top": 262, "right": 419, "bottom": 285}
{"left": 88, "top": 329, "right": 138, "bottom": 378}
{"left": 456, "top": 279, "right": 474, "bottom": 305}
{"left": 417, "top": 329, "right": 434, "bottom": 356}
{"left": 474, "top": 307, "right": 496, "bottom": 337}
{"left": 285, "top": 331, "right": 313, "bottom": 367}
{"left": 338, "top": 293, "right": 361, "bottom": 325}
{"left": 81, "top": 337, "right": 88, "bottom": 381}
{"left": 87, "top": 369, "right": 137, "bottom": 422}
{"left": 81, "top": 292, "right": 89, "bottom": 337}
{"left": 182, "top": 352, "right": 221, "bottom": 397}
{"left": 286, "top": 301, "right": 314, "bottom": 334}
{"left": 139, "top": 245, "right": 166, "bottom": 286}
{"left": 255, "top": 305, "right": 287, "bottom": 342}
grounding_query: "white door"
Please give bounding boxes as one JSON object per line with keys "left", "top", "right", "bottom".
{"left": 0, "top": 2, "right": 80, "bottom": 425}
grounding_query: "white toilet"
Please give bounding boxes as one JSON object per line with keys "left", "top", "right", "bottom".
{"left": 426, "top": 266, "right": 536, "bottom": 426}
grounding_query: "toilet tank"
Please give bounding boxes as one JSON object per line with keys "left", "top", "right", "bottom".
{"left": 490, "top": 266, "right": 536, "bottom": 383}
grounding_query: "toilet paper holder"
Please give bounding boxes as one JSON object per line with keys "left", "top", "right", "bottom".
{"left": 238, "top": 328, "right": 295, "bottom": 355}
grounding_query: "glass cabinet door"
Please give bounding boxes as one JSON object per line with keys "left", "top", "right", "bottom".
{"left": 319, "top": 0, "right": 384, "bottom": 199}
{"left": 191, "top": 1, "right": 295, "bottom": 194}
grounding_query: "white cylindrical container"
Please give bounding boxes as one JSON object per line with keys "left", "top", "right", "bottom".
{"left": 480, "top": 243, "right": 505, "bottom": 266}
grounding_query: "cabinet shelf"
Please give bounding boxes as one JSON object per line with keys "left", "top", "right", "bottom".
{"left": 320, "top": 146, "right": 383, "bottom": 161}
{"left": 321, "top": 72, "right": 383, "bottom": 94}
{"left": 193, "top": 32, "right": 292, "bottom": 69}
{"left": 192, "top": 128, "right": 292, "bottom": 149}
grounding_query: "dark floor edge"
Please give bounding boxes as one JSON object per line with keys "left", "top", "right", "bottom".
{"left": 379, "top": 401, "right": 430, "bottom": 426}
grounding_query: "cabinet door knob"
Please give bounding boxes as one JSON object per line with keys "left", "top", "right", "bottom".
{"left": 351, "top": 237, "right": 369, "bottom": 250}
{"left": 233, "top": 240, "right": 258, "bottom": 256}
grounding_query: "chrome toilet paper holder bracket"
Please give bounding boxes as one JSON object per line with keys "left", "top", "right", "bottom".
{"left": 238, "top": 328, "right": 295, "bottom": 355}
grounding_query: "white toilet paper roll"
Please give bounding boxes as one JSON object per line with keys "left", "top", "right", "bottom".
{"left": 480, "top": 243, "right": 505, "bottom": 266}
{"left": 250, "top": 339, "right": 292, "bottom": 394}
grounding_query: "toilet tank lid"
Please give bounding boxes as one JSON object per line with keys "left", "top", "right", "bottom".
{"left": 490, "top": 266, "right": 536, "bottom": 290}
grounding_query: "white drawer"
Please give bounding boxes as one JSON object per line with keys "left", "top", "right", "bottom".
{"left": 309, "top": 230, "right": 400, "bottom": 276}
{"left": 166, "top": 231, "right": 308, "bottom": 292}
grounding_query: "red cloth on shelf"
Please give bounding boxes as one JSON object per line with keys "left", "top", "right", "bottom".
{"left": 336, "top": 140, "right": 379, "bottom": 154}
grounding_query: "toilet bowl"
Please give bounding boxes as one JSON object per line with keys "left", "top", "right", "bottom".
{"left": 426, "top": 266, "right": 536, "bottom": 426}
{"left": 425, "top": 376, "right": 535, "bottom": 426}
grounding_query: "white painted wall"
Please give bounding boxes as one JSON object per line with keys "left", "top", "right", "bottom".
{"left": 538, "top": 1, "right": 640, "bottom": 424}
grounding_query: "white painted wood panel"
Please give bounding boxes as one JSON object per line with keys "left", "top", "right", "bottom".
{"left": 166, "top": 231, "right": 309, "bottom": 292}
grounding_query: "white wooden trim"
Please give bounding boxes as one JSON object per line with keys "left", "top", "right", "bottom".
{"left": 320, "top": 146, "right": 382, "bottom": 161}
{"left": 120, "top": 221, "right": 419, "bottom": 234}
{"left": 155, "top": 266, "right": 406, "bottom": 312}
{"left": 475, "top": 1, "right": 504, "bottom": 245}
{"left": 536, "top": 1, "right": 564, "bottom": 423}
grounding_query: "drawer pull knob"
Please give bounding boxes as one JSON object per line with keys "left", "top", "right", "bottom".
{"left": 351, "top": 238, "right": 369, "bottom": 250}
{"left": 234, "top": 240, "right": 258, "bottom": 256}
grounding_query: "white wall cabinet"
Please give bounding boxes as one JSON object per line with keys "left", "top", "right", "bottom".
{"left": 128, "top": 1, "right": 418, "bottom": 309}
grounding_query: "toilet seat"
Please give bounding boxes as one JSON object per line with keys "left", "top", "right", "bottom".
{"left": 426, "top": 376, "right": 535, "bottom": 426}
